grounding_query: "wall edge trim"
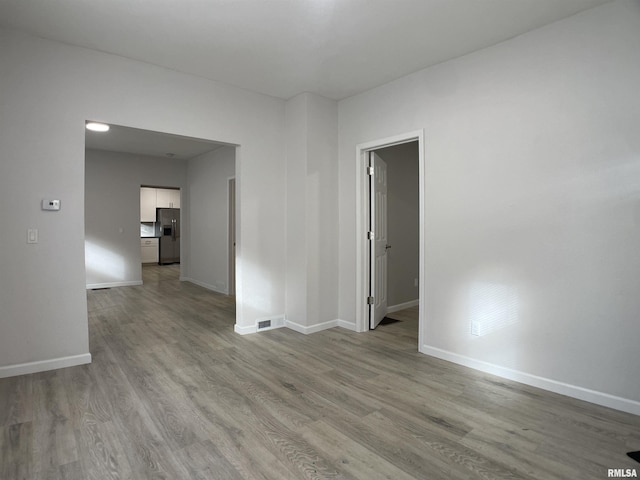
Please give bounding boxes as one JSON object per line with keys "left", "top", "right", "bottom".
{"left": 0, "top": 353, "right": 92, "bottom": 379}
{"left": 285, "top": 319, "right": 339, "bottom": 335}
{"left": 337, "top": 319, "right": 357, "bottom": 331}
{"left": 86, "top": 281, "right": 142, "bottom": 290}
{"left": 181, "top": 277, "right": 228, "bottom": 295}
{"left": 234, "top": 324, "right": 256, "bottom": 335}
{"left": 387, "top": 299, "right": 419, "bottom": 314}
{"left": 421, "top": 344, "right": 640, "bottom": 416}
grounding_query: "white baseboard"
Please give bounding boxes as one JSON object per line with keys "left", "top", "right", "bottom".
{"left": 86, "top": 280, "right": 142, "bottom": 290}
{"left": 387, "top": 299, "right": 419, "bottom": 314}
{"left": 421, "top": 345, "right": 640, "bottom": 417}
{"left": 337, "top": 319, "right": 357, "bottom": 331}
{"left": 181, "top": 277, "right": 228, "bottom": 295}
{"left": 234, "top": 323, "right": 257, "bottom": 335}
{"left": 0, "top": 353, "right": 92, "bottom": 379}
{"left": 237, "top": 317, "right": 349, "bottom": 336}
{"left": 285, "top": 319, "right": 339, "bottom": 335}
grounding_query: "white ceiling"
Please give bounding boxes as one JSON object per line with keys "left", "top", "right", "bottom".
{"left": 85, "top": 123, "right": 226, "bottom": 160}
{"left": 0, "top": 0, "right": 612, "bottom": 100}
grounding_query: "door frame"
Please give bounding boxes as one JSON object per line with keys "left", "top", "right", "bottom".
{"left": 355, "top": 130, "right": 425, "bottom": 349}
{"left": 228, "top": 176, "right": 236, "bottom": 296}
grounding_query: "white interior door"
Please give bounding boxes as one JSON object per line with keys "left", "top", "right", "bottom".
{"left": 370, "top": 151, "right": 388, "bottom": 329}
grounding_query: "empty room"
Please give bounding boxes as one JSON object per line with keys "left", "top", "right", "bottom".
{"left": 1, "top": 1, "right": 639, "bottom": 479}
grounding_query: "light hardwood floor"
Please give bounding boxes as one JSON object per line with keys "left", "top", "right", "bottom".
{"left": 1, "top": 265, "right": 639, "bottom": 479}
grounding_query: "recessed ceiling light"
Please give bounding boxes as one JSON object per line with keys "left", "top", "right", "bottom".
{"left": 86, "top": 122, "right": 110, "bottom": 132}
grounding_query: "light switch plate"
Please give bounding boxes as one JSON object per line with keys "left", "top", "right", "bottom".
{"left": 42, "top": 199, "right": 60, "bottom": 211}
{"left": 27, "top": 228, "right": 38, "bottom": 244}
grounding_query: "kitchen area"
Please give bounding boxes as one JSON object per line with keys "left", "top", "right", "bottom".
{"left": 140, "top": 186, "right": 181, "bottom": 265}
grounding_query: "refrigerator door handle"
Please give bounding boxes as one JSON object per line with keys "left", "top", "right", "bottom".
{"left": 172, "top": 218, "right": 176, "bottom": 240}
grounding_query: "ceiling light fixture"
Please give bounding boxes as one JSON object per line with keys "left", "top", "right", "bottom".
{"left": 86, "top": 122, "right": 110, "bottom": 132}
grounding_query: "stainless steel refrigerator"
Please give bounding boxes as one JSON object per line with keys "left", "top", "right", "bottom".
{"left": 157, "top": 208, "right": 180, "bottom": 264}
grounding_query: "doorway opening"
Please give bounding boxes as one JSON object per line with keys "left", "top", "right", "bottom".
{"left": 368, "top": 142, "right": 420, "bottom": 330}
{"left": 84, "top": 121, "right": 239, "bottom": 305}
{"left": 141, "top": 186, "right": 181, "bottom": 267}
{"left": 355, "top": 130, "right": 425, "bottom": 350}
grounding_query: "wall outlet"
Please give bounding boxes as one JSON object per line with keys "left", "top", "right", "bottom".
{"left": 471, "top": 322, "right": 480, "bottom": 336}
{"left": 414, "top": 278, "right": 419, "bottom": 287}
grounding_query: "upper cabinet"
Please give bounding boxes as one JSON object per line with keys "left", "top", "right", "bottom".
{"left": 156, "top": 188, "right": 181, "bottom": 209}
{"left": 140, "top": 187, "right": 157, "bottom": 222}
{"left": 171, "top": 189, "right": 181, "bottom": 208}
{"left": 140, "top": 187, "right": 180, "bottom": 221}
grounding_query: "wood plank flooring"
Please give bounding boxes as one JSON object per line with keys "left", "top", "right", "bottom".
{"left": 1, "top": 264, "right": 639, "bottom": 479}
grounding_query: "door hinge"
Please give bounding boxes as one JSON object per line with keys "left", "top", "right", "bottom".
{"left": 367, "top": 296, "right": 374, "bottom": 305}
{"left": 367, "top": 231, "right": 374, "bottom": 240}
{"left": 367, "top": 166, "right": 374, "bottom": 176}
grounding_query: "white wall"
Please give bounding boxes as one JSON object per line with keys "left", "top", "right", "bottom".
{"left": 338, "top": 0, "right": 640, "bottom": 411}
{"left": 285, "top": 94, "right": 309, "bottom": 326}
{"left": 0, "top": 27, "right": 285, "bottom": 375}
{"left": 306, "top": 93, "right": 340, "bottom": 328}
{"left": 376, "top": 142, "right": 419, "bottom": 307}
{"left": 85, "top": 149, "right": 187, "bottom": 288}
{"left": 185, "top": 146, "right": 236, "bottom": 293}
{"left": 285, "top": 93, "right": 339, "bottom": 331}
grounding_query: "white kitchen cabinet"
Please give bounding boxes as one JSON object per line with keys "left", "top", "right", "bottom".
{"left": 170, "top": 189, "right": 181, "bottom": 208}
{"left": 141, "top": 187, "right": 180, "bottom": 221}
{"left": 156, "top": 188, "right": 180, "bottom": 209}
{"left": 141, "top": 237, "right": 159, "bottom": 264}
{"left": 140, "top": 187, "right": 157, "bottom": 222}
